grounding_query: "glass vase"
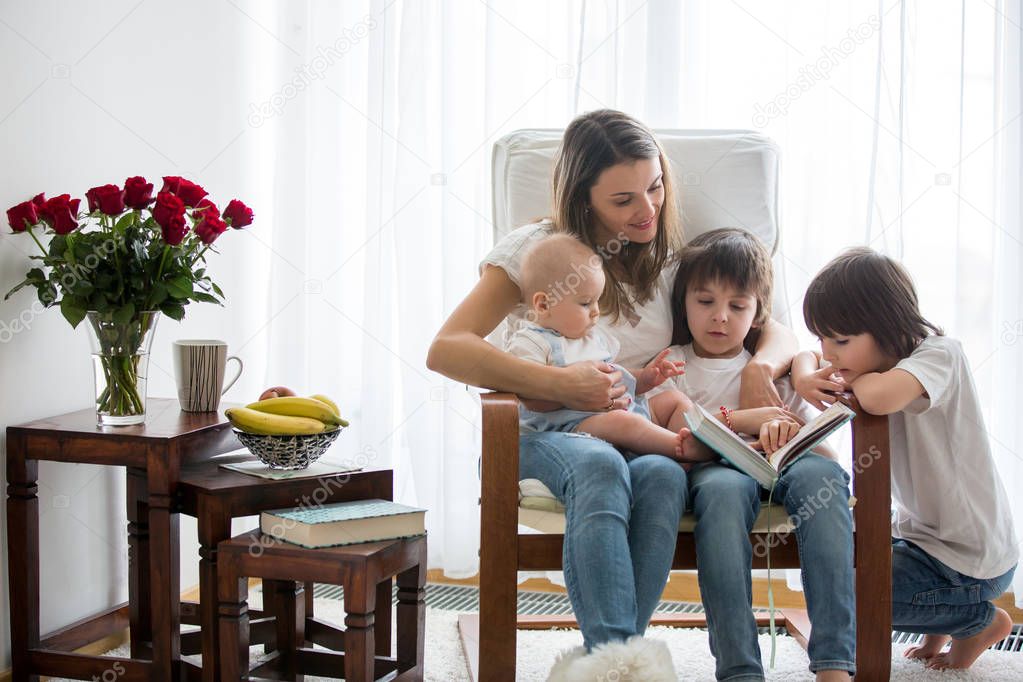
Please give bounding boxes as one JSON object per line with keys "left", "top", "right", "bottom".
{"left": 86, "top": 310, "right": 160, "bottom": 426}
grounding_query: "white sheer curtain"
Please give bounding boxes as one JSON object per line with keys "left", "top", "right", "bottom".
{"left": 248, "top": 0, "right": 1022, "bottom": 592}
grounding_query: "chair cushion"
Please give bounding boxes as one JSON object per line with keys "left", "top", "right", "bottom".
{"left": 491, "top": 129, "right": 780, "bottom": 250}
{"left": 518, "top": 497, "right": 797, "bottom": 534}
{"left": 518, "top": 478, "right": 798, "bottom": 534}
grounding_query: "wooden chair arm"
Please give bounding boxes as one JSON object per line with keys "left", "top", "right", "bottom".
{"left": 479, "top": 391, "right": 521, "bottom": 542}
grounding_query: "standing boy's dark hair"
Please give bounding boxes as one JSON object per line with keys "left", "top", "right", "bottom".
{"left": 803, "top": 247, "right": 942, "bottom": 359}
{"left": 670, "top": 227, "right": 774, "bottom": 346}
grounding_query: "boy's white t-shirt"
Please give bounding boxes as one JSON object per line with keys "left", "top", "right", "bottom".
{"left": 480, "top": 221, "right": 677, "bottom": 368}
{"left": 889, "top": 335, "right": 1018, "bottom": 579}
{"left": 657, "top": 343, "right": 815, "bottom": 424}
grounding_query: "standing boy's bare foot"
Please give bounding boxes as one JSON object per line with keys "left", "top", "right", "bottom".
{"left": 904, "top": 633, "right": 950, "bottom": 661}
{"left": 926, "top": 608, "right": 1012, "bottom": 670}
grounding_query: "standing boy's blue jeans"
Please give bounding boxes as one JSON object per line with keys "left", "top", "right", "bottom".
{"left": 690, "top": 454, "right": 856, "bottom": 680}
{"left": 892, "top": 538, "right": 1016, "bottom": 638}
{"left": 519, "top": 431, "right": 688, "bottom": 650}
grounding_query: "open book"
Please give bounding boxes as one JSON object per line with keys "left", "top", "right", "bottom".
{"left": 683, "top": 401, "right": 855, "bottom": 488}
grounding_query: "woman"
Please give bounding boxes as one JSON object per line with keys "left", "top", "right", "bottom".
{"left": 427, "top": 109, "right": 796, "bottom": 680}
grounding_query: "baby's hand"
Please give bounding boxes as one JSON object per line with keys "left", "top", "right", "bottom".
{"left": 758, "top": 418, "right": 802, "bottom": 455}
{"left": 793, "top": 364, "right": 846, "bottom": 410}
{"left": 638, "top": 348, "right": 685, "bottom": 390}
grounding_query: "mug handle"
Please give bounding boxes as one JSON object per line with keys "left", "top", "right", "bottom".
{"left": 222, "top": 356, "right": 243, "bottom": 395}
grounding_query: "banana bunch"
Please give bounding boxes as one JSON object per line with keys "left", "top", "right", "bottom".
{"left": 226, "top": 394, "right": 350, "bottom": 436}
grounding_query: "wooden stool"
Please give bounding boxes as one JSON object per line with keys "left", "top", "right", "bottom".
{"left": 175, "top": 457, "right": 394, "bottom": 679}
{"left": 218, "top": 529, "right": 426, "bottom": 681}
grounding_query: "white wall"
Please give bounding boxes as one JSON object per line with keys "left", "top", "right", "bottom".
{"left": 0, "top": 0, "right": 283, "bottom": 667}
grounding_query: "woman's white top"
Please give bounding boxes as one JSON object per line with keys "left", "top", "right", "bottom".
{"left": 480, "top": 221, "right": 677, "bottom": 368}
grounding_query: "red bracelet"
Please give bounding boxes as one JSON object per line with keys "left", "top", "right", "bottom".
{"left": 719, "top": 405, "right": 734, "bottom": 431}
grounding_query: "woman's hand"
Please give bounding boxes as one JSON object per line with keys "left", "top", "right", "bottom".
{"left": 731, "top": 406, "right": 804, "bottom": 435}
{"left": 793, "top": 364, "right": 846, "bottom": 410}
{"left": 738, "top": 360, "right": 784, "bottom": 409}
{"left": 553, "top": 361, "right": 629, "bottom": 411}
{"left": 758, "top": 418, "right": 803, "bottom": 456}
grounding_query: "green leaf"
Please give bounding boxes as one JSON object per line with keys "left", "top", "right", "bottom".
{"left": 49, "top": 235, "right": 67, "bottom": 258}
{"left": 211, "top": 282, "right": 224, "bottom": 298}
{"left": 4, "top": 278, "right": 31, "bottom": 301}
{"left": 60, "top": 296, "right": 87, "bottom": 328}
{"left": 149, "top": 281, "right": 168, "bottom": 306}
{"left": 71, "top": 280, "right": 94, "bottom": 297}
{"left": 166, "top": 275, "right": 193, "bottom": 299}
{"left": 160, "top": 301, "right": 186, "bottom": 321}
{"left": 115, "top": 212, "right": 135, "bottom": 231}
{"left": 112, "top": 301, "right": 136, "bottom": 324}
{"left": 192, "top": 292, "right": 221, "bottom": 304}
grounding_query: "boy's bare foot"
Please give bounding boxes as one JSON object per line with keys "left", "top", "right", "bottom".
{"left": 904, "top": 633, "right": 950, "bottom": 661}
{"left": 926, "top": 608, "right": 1012, "bottom": 670}
{"left": 815, "top": 670, "right": 849, "bottom": 682}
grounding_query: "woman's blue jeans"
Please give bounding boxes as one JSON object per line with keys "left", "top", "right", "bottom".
{"left": 689, "top": 455, "right": 857, "bottom": 680}
{"left": 519, "top": 431, "right": 688, "bottom": 650}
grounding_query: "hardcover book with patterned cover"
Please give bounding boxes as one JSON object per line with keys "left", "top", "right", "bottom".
{"left": 261, "top": 498, "right": 426, "bottom": 548}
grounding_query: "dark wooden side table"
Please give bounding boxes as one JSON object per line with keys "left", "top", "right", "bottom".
{"left": 218, "top": 530, "right": 426, "bottom": 681}
{"left": 174, "top": 455, "right": 393, "bottom": 681}
{"left": 6, "top": 399, "right": 238, "bottom": 681}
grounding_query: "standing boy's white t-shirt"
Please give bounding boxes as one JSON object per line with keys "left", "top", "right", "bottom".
{"left": 889, "top": 335, "right": 1018, "bottom": 579}
{"left": 480, "top": 221, "right": 677, "bottom": 368}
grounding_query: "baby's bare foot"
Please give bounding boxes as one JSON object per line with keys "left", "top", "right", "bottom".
{"left": 677, "top": 427, "right": 713, "bottom": 463}
{"left": 904, "top": 634, "right": 950, "bottom": 661}
{"left": 926, "top": 608, "right": 1012, "bottom": 670}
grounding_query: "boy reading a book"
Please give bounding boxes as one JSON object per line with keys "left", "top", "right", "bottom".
{"left": 796, "top": 247, "right": 1018, "bottom": 671}
{"left": 506, "top": 233, "right": 710, "bottom": 463}
{"left": 661, "top": 228, "right": 856, "bottom": 682}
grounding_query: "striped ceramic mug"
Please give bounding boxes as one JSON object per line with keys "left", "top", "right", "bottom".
{"left": 173, "top": 339, "right": 243, "bottom": 412}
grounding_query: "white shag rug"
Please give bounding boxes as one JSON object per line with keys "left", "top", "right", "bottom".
{"left": 68, "top": 596, "right": 1023, "bottom": 681}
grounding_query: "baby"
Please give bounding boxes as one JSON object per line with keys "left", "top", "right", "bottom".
{"left": 506, "top": 233, "right": 703, "bottom": 462}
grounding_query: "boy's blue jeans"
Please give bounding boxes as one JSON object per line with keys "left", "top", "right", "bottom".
{"left": 892, "top": 538, "right": 1016, "bottom": 638}
{"left": 689, "top": 455, "right": 857, "bottom": 681}
{"left": 519, "top": 431, "right": 688, "bottom": 650}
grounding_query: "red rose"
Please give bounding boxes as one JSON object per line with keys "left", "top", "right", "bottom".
{"left": 196, "top": 198, "right": 220, "bottom": 219}
{"left": 123, "top": 176, "right": 155, "bottom": 209}
{"left": 6, "top": 199, "right": 39, "bottom": 232}
{"left": 30, "top": 193, "right": 46, "bottom": 210}
{"left": 161, "top": 214, "right": 188, "bottom": 245}
{"left": 38, "top": 194, "right": 81, "bottom": 235}
{"left": 195, "top": 211, "right": 228, "bottom": 244}
{"left": 223, "top": 199, "right": 253, "bottom": 228}
{"left": 85, "top": 184, "right": 126, "bottom": 215}
{"left": 152, "top": 191, "right": 188, "bottom": 244}
{"left": 160, "top": 175, "right": 207, "bottom": 207}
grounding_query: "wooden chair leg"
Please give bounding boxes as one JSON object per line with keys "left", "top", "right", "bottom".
{"left": 479, "top": 393, "right": 522, "bottom": 681}
{"left": 852, "top": 406, "right": 893, "bottom": 680}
